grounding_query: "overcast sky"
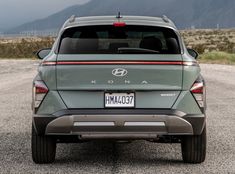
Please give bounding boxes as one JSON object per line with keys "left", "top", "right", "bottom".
{"left": 0, "top": 0, "right": 90, "bottom": 30}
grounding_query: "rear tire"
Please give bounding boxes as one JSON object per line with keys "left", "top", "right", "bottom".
{"left": 181, "top": 125, "right": 206, "bottom": 163}
{"left": 31, "top": 124, "right": 56, "bottom": 164}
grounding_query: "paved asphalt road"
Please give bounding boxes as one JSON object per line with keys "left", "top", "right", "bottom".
{"left": 0, "top": 60, "right": 234, "bottom": 174}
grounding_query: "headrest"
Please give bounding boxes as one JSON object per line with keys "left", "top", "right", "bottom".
{"left": 140, "top": 36, "right": 162, "bottom": 52}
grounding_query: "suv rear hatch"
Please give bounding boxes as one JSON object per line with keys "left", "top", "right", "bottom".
{"left": 56, "top": 25, "right": 183, "bottom": 109}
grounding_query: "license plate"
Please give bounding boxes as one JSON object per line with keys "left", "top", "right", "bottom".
{"left": 105, "top": 93, "right": 135, "bottom": 108}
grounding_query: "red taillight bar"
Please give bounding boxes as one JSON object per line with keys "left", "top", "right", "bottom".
{"left": 42, "top": 61, "right": 198, "bottom": 66}
{"left": 41, "top": 61, "right": 56, "bottom": 66}
{"left": 57, "top": 61, "right": 183, "bottom": 65}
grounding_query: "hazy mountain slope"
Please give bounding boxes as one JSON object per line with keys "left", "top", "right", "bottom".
{"left": 8, "top": 0, "right": 235, "bottom": 33}
{"left": 192, "top": 0, "right": 235, "bottom": 28}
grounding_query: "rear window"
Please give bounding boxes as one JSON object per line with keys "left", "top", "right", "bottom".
{"left": 58, "top": 25, "right": 180, "bottom": 54}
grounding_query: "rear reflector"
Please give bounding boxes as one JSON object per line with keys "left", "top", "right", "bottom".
{"left": 113, "top": 22, "right": 126, "bottom": 27}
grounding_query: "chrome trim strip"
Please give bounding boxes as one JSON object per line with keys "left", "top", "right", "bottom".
{"left": 124, "top": 122, "right": 165, "bottom": 126}
{"left": 74, "top": 122, "right": 115, "bottom": 126}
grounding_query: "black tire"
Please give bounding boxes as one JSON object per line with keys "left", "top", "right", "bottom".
{"left": 181, "top": 125, "right": 207, "bottom": 163}
{"left": 31, "top": 124, "right": 56, "bottom": 164}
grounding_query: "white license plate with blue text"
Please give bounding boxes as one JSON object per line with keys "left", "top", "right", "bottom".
{"left": 105, "top": 93, "right": 135, "bottom": 108}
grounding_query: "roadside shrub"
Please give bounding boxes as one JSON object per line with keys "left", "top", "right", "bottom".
{"left": 200, "top": 51, "right": 235, "bottom": 64}
{"left": 0, "top": 37, "right": 54, "bottom": 58}
{"left": 192, "top": 44, "right": 207, "bottom": 54}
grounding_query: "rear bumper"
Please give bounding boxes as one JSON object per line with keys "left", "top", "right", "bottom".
{"left": 33, "top": 109, "right": 205, "bottom": 139}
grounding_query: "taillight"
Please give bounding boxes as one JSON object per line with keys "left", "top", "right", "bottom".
{"left": 191, "top": 79, "right": 205, "bottom": 108}
{"left": 33, "top": 81, "right": 48, "bottom": 110}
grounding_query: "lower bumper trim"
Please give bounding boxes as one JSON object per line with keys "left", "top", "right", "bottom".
{"left": 45, "top": 114, "right": 193, "bottom": 136}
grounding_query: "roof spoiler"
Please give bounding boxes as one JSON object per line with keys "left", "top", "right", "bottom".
{"left": 69, "top": 15, "right": 76, "bottom": 23}
{"left": 162, "top": 15, "right": 170, "bottom": 23}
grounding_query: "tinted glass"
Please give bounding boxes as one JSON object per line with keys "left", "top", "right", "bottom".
{"left": 58, "top": 25, "right": 180, "bottom": 54}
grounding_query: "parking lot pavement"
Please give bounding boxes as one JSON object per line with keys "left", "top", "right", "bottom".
{"left": 0, "top": 60, "right": 234, "bottom": 174}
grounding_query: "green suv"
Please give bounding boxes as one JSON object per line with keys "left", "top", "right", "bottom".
{"left": 32, "top": 15, "right": 206, "bottom": 164}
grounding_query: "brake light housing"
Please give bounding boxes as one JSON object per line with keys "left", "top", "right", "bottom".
{"left": 113, "top": 22, "right": 126, "bottom": 27}
{"left": 191, "top": 78, "right": 206, "bottom": 109}
{"left": 32, "top": 81, "right": 48, "bottom": 111}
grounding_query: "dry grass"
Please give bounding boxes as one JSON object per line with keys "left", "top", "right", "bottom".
{"left": 200, "top": 51, "right": 235, "bottom": 64}
{"left": 180, "top": 29, "right": 235, "bottom": 64}
{"left": 0, "top": 37, "right": 54, "bottom": 58}
{"left": 181, "top": 29, "right": 235, "bottom": 54}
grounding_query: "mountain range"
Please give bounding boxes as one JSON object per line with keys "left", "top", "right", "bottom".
{"left": 7, "top": 0, "right": 235, "bottom": 33}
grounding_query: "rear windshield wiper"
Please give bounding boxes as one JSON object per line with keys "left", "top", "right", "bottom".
{"left": 118, "top": 48, "right": 160, "bottom": 54}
